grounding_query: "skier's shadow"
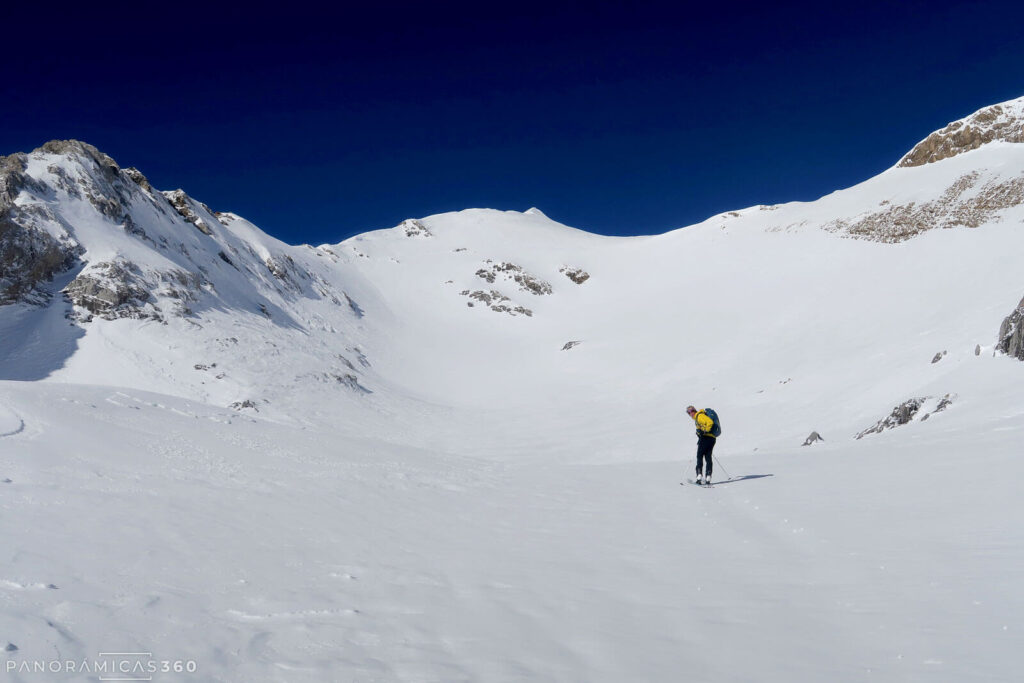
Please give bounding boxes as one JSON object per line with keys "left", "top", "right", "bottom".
{"left": 714, "top": 474, "right": 774, "bottom": 486}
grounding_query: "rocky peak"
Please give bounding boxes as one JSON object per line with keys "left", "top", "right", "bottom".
{"left": 1, "top": 138, "right": 358, "bottom": 329}
{"left": 898, "top": 96, "right": 1024, "bottom": 168}
{"left": 37, "top": 139, "right": 123, "bottom": 183}
{"left": 1, "top": 139, "right": 198, "bottom": 308}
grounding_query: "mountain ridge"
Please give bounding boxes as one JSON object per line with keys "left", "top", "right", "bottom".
{"left": 898, "top": 95, "right": 1024, "bottom": 168}
{"left": 4, "top": 99, "right": 1024, "bottom": 683}
{"left": 1, "top": 97, "right": 1024, "bottom": 445}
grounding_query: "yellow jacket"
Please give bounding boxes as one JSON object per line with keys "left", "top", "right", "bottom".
{"left": 692, "top": 410, "right": 716, "bottom": 438}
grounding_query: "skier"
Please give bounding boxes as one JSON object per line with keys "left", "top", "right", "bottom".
{"left": 687, "top": 405, "right": 717, "bottom": 484}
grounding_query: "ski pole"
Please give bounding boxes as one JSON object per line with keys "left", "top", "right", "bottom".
{"left": 713, "top": 455, "right": 731, "bottom": 480}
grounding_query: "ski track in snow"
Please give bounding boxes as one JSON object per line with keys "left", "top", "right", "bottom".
{"left": 0, "top": 402, "right": 24, "bottom": 437}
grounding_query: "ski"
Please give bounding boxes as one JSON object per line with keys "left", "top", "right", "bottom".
{"left": 684, "top": 479, "right": 713, "bottom": 487}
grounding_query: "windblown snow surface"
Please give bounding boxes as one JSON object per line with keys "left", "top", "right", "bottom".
{"left": 2, "top": 129, "right": 1024, "bottom": 680}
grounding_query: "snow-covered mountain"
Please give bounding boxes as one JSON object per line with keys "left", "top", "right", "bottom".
{"left": 2, "top": 96, "right": 1024, "bottom": 682}
{"left": 5, "top": 98, "right": 1024, "bottom": 446}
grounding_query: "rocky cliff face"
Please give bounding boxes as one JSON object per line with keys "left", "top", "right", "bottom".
{"left": 0, "top": 151, "right": 82, "bottom": 304}
{"left": 997, "top": 296, "right": 1024, "bottom": 360}
{"left": 1, "top": 140, "right": 179, "bottom": 311}
{"left": 0, "top": 139, "right": 382, "bottom": 407}
{"left": 0, "top": 139, "right": 356, "bottom": 324}
{"left": 898, "top": 97, "right": 1024, "bottom": 168}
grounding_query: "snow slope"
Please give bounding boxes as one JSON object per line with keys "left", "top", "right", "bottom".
{"left": 1, "top": 98, "right": 1024, "bottom": 681}
{"left": 1, "top": 376, "right": 1021, "bottom": 682}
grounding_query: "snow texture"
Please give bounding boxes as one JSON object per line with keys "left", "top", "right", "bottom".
{"left": 2, "top": 96, "right": 1024, "bottom": 682}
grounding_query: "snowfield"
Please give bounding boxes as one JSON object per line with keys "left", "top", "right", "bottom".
{"left": 1, "top": 378, "right": 1021, "bottom": 682}
{"left": 2, "top": 100, "right": 1024, "bottom": 681}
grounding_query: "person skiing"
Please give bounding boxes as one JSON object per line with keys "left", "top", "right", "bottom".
{"left": 687, "top": 405, "right": 717, "bottom": 484}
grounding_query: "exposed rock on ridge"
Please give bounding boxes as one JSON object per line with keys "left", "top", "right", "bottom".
{"left": 402, "top": 219, "right": 432, "bottom": 238}
{"left": 0, "top": 139, "right": 357, "bottom": 329}
{"left": 899, "top": 97, "right": 1024, "bottom": 167}
{"left": 164, "top": 189, "right": 216, "bottom": 235}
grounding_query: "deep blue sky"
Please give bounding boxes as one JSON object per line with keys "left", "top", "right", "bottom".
{"left": 4, "top": 1, "right": 1023, "bottom": 244}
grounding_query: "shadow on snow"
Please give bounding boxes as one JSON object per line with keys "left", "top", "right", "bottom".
{"left": 712, "top": 474, "right": 774, "bottom": 486}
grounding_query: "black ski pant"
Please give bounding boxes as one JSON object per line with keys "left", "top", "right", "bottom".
{"left": 696, "top": 435, "right": 716, "bottom": 477}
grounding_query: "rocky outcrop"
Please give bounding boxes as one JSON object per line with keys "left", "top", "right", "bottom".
{"left": 1, "top": 152, "right": 44, "bottom": 202}
{"left": 899, "top": 98, "right": 1024, "bottom": 167}
{"left": 123, "top": 167, "right": 156, "bottom": 195}
{"left": 560, "top": 266, "right": 590, "bottom": 284}
{"left": 62, "top": 260, "right": 205, "bottom": 321}
{"left": 1, "top": 153, "right": 81, "bottom": 304}
{"left": 0, "top": 217, "right": 79, "bottom": 305}
{"left": 823, "top": 172, "right": 1024, "bottom": 243}
{"left": 802, "top": 431, "right": 824, "bottom": 446}
{"left": 262, "top": 253, "right": 308, "bottom": 293}
{"left": 63, "top": 261, "right": 155, "bottom": 320}
{"left": 327, "top": 372, "right": 372, "bottom": 394}
{"left": 344, "top": 293, "right": 364, "bottom": 318}
{"left": 996, "top": 296, "right": 1024, "bottom": 360}
{"left": 460, "top": 289, "right": 533, "bottom": 317}
{"left": 156, "top": 269, "right": 206, "bottom": 317}
{"left": 402, "top": 219, "right": 432, "bottom": 237}
{"left": 856, "top": 398, "right": 927, "bottom": 439}
{"left": 164, "top": 190, "right": 215, "bottom": 236}
{"left": 39, "top": 140, "right": 120, "bottom": 178}
{"left": 856, "top": 395, "right": 954, "bottom": 439}
{"left": 922, "top": 395, "right": 954, "bottom": 419}
{"left": 475, "top": 261, "right": 552, "bottom": 295}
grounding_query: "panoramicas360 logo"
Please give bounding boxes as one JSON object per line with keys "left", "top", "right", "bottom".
{"left": 5, "top": 652, "right": 198, "bottom": 679}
